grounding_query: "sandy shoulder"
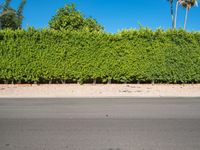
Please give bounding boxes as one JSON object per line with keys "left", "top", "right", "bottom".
{"left": 0, "top": 84, "right": 200, "bottom": 98}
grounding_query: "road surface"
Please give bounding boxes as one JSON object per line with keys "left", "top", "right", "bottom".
{"left": 0, "top": 98, "right": 200, "bottom": 150}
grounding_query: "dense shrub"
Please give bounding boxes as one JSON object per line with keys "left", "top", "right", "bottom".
{"left": 0, "top": 28, "right": 200, "bottom": 84}
{"left": 49, "top": 4, "right": 103, "bottom": 32}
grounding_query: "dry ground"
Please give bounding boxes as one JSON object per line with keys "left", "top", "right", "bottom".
{"left": 0, "top": 84, "right": 200, "bottom": 97}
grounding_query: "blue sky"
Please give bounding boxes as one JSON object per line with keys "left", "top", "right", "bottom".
{"left": 2, "top": 0, "right": 200, "bottom": 32}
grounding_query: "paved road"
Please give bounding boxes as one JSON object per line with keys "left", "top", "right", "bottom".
{"left": 0, "top": 98, "right": 200, "bottom": 150}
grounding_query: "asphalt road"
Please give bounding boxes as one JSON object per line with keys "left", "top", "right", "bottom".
{"left": 0, "top": 98, "right": 200, "bottom": 150}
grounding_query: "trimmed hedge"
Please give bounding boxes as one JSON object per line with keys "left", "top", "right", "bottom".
{"left": 0, "top": 28, "right": 200, "bottom": 84}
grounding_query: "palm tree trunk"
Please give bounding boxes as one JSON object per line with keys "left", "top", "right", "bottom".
{"left": 171, "top": 4, "right": 174, "bottom": 29}
{"left": 174, "top": 1, "right": 179, "bottom": 29}
{"left": 170, "top": 3, "right": 174, "bottom": 28}
{"left": 184, "top": 6, "right": 189, "bottom": 30}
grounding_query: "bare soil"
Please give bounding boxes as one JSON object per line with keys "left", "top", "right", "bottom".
{"left": 0, "top": 84, "right": 200, "bottom": 97}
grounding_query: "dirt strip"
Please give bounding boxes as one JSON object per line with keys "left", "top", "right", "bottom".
{"left": 0, "top": 84, "right": 200, "bottom": 98}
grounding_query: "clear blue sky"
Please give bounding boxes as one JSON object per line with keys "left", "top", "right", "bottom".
{"left": 2, "top": 0, "right": 200, "bottom": 32}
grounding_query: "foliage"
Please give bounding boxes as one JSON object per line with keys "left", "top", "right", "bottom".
{"left": 0, "top": 28, "right": 200, "bottom": 84}
{"left": 49, "top": 4, "right": 103, "bottom": 32}
{"left": 0, "top": 8, "right": 18, "bottom": 29}
{"left": 0, "top": 0, "right": 26, "bottom": 30}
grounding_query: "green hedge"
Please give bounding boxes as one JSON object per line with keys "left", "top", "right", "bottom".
{"left": 0, "top": 28, "right": 200, "bottom": 84}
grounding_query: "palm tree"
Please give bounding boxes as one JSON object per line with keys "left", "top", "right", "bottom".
{"left": 167, "top": 0, "right": 175, "bottom": 28}
{"left": 179, "top": 0, "right": 198, "bottom": 29}
{"left": 174, "top": 0, "right": 198, "bottom": 29}
{"left": 174, "top": 0, "right": 181, "bottom": 29}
